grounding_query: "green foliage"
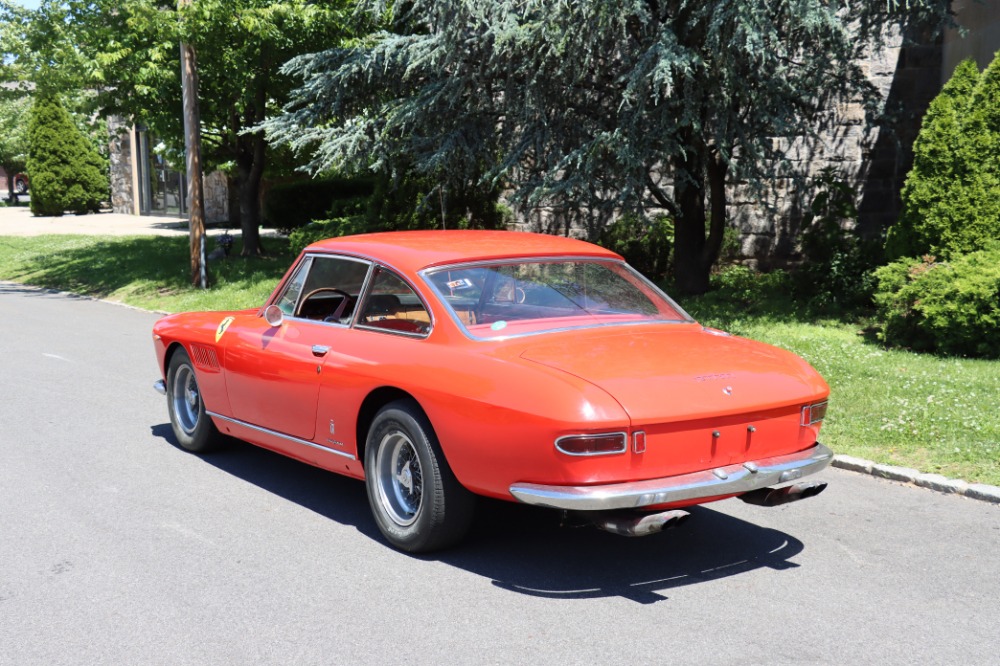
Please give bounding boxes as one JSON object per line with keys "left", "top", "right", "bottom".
{"left": 262, "top": 177, "right": 375, "bottom": 234}
{"left": 0, "top": 95, "right": 31, "bottom": 200}
{"left": 365, "top": 167, "right": 508, "bottom": 232}
{"left": 27, "top": 94, "right": 108, "bottom": 216}
{"left": 267, "top": 0, "right": 950, "bottom": 294}
{"left": 706, "top": 265, "right": 794, "bottom": 312}
{"left": 17, "top": 0, "right": 365, "bottom": 251}
{"left": 0, "top": 1, "right": 90, "bottom": 94}
{"left": 719, "top": 225, "right": 743, "bottom": 263}
{"left": 288, "top": 216, "right": 368, "bottom": 255}
{"left": 888, "top": 57, "right": 1000, "bottom": 259}
{"left": 597, "top": 214, "right": 672, "bottom": 282}
{"left": 874, "top": 251, "right": 1000, "bottom": 358}
{"left": 795, "top": 167, "right": 881, "bottom": 313}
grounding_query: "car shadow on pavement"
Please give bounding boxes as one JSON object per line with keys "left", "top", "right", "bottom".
{"left": 446, "top": 499, "right": 804, "bottom": 604}
{"left": 151, "top": 423, "right": 806, "bottom": 605}
{"left": 150, "top": 423, "right": 380, "bottom": 541}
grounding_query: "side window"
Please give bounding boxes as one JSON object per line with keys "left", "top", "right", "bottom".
{"left": 293, "top": 255, "right": 371, "bottom": 323}
{"left": 275, "top": 257, "right": 312, "bottom": 315}
{"left": 358, "top": 268, "right": 431, "bottom": 336}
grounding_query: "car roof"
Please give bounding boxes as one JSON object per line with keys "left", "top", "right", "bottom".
{"left": 304, "top": 230, "right": 622, "bottom": 274}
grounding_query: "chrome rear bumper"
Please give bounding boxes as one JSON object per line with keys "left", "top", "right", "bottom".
{"left": 509, "top": 442, "right": 833, "bottom": 511}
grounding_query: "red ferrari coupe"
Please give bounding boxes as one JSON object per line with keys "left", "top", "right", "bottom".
{"left": 153, "top": 230, "right": 831, "bottom": 552}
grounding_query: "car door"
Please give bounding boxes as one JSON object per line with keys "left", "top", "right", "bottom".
{"left": 223, "top": 254, "right": 372, "bottom": 440}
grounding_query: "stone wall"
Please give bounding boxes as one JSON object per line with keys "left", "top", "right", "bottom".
{"left": 203, "top": 170, "right": 229, "bottom": 225}
{"left": 108, "top": 117, "right": 135, "bottom": 214}
{"left": 510, "top": 28, "right": 945, "bottom": 263}
{"left": 736, "top": 27, "right": 943, "bottom": 262}
{"left": 944, "top": 0, "right": 1000, "bottom": 76}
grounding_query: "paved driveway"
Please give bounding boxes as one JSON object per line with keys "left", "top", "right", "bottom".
{"left": 0, "top": 205, "right": 246, "bottom": 238}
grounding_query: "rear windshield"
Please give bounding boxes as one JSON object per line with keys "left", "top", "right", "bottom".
{"left": 424, "top": 259, "right": 691, "bottom": 339}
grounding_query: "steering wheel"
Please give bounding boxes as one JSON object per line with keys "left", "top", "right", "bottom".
{"left": 298, "top": 287, "right": 353, "bottom": 321}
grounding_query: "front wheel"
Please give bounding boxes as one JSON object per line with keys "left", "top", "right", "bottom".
{"left": 166, "top": 348, "right": 222, "bottom": 453}
{"left": 365, "top": 400, "right": 475, "bottom": 552}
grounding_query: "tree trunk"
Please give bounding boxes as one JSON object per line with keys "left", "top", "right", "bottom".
{"left": 227, "top": 173, "right": 241, "bottom": 229}
{"left": 671, "top": 147, "right": 711, "bottom": 295}
{"left": 237, "top": 132, "right": 266, "bottom": 256}
{"left": 669, "top": 145, "right": 730, "bottom": 296}
{"left": 179, "top": 0, "right": 206, "bottom": 288}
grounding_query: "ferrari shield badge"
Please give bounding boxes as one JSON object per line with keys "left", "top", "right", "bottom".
{"left": 215, "top": 316, "right": 235, "bottom": 342}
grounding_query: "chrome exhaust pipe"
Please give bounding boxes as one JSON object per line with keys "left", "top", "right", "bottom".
{"left": 592, "top": 509, "right": 691, "bottom": 537}
{"left": 739, "top": 481, "right": 828, "bottom": 507}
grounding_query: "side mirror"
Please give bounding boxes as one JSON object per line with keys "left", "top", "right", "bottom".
{"left": 263, "top": 304, "right": 284, "bottom": 327}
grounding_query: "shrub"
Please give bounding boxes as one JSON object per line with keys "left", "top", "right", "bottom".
{"left": 27, "top": 94, "right": 108, "bottom": 216}
{"left": 873, "top": 250, "right": 1000, "bottom": 358}
{"left": 886, "top": 57, "right": 1000, "bottom": 260}
{"left": 795, "top": 168, "right": 881, "bottom": 313}
{"left": 262, "top": 177, "right": 375, "bottom": 234}
{"left": 598, "top": 214, "right": 672, "bottom": 281}
{"left": 365, "top": 168, "right": 507, "bottom": 231}
{"left": 288, "top": 216, "right": 367, "bottom": 255}
{"left": 710, "top": 264, "right": 792, "bottom": 309}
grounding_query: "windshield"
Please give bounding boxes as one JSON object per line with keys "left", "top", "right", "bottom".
{"left": 424, "top": 259, "right": 691, "bottom": 339}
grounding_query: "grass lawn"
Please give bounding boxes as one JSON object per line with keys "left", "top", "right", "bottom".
{"left": 0, "top": 234, "right": 295, "bottom": 312}
{"left": 686, "top": 284, "right": 1000, "bottom": 487}
{"left": 2, "top": 234, "right": 998, "bottom": 486}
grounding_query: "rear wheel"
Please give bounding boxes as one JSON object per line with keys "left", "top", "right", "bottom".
{"left": 365, "top": 400, "right": 475, "bottom": 552}
{"left": 166, "top": 348, "right": 222, "bottom": 453}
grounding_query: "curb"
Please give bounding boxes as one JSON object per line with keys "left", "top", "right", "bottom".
{"left": 832, "top": 454, "right": 1000, "bottom": 504}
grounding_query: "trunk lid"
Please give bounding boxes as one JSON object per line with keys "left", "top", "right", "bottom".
{"left": 518, "top": 325, "right": 827, "bottom": 425}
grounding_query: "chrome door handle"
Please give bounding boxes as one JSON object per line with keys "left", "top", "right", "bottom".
{"left": 311, "top": 345, "right": 330, "bottom": 357}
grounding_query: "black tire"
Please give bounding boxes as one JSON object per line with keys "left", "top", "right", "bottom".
{"left": 364, "top": 399, "right": 475, "bottom": 552}
{"left": 14, "top": 178, "right": 27, "bottom": 194}
{"left": 166, "top": 348, "right": 222, "bottom": 453}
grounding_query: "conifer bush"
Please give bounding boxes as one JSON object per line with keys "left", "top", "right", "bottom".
{"left": 886, "top": 57, "right": 1000, "bottom": 259}
{"left": 873, "top": 250, "right": 1000, "bottom": 358}
{"left": 26, "top": 94, "right": 108, "bottom": 217}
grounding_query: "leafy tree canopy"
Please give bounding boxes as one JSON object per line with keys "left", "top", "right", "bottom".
{"left": 7, "top": 0, "right": 362, "bottom": 254}
{"left": 267, "top": 0, "right": 949, "bottom": 293}
{"left": 0, "top": 96, "right": 31, "bottom": 189}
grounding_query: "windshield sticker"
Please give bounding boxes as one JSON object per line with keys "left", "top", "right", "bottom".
{"left": 491, "top": 320, "right": 507, "bottom": 331}
{"left": 215, "top": 316, "right": 235, "bottom": 342}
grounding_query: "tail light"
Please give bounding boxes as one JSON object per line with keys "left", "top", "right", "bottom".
{"left": 555, "top": 433, "right": 627, "bottom": 456}
{"left": 801, "top": 400, "right": 828, "bottom": 426}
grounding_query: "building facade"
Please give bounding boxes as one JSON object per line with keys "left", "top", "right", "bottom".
{"left": 108, "top": 117, "right": 229, "bottom": 223}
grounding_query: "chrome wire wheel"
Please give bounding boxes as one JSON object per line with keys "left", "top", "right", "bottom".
{"left": 374, "top": 430, "right": 424, "bottom": 527}
{"left": 171, "top": 364, "right": 201, "bottom": 436}
{"left": 165, "top": 348, "right": 221, "bottom": 454}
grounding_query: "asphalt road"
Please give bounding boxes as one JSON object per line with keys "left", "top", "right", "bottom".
{"left": 1, "top": 281, "right": 998, "bottom": 665}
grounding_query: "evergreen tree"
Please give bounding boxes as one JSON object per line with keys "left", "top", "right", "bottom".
{"left": 267, "top": 0, "right": 949, "bottom": 293}
{"left": 27, "top": 93, "right": 108, "bottom": 216}
{"left": 887, "top": 58, "right": 1000, "bottom": 259}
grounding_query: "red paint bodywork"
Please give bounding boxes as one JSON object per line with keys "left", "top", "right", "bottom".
{"left": 153, "top": 231, "right": 829, "bottom": 505}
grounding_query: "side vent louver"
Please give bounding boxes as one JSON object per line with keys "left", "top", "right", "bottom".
{"left": 190, "top": 344, "right": 220, "bottom": 370}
